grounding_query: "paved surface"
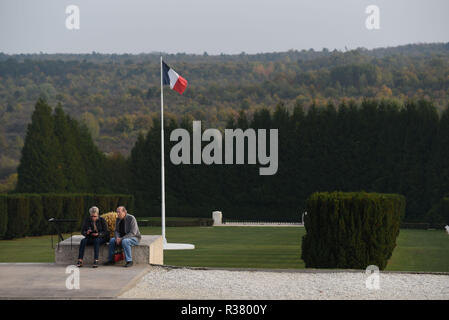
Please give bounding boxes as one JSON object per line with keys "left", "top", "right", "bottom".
{"left": 120, "top": 266, "right": 449, "bottom": 300}
{"left": 2, "top": 263, "right": 448, "bottom": 300}
{"left": 0, "top": 263, "right": 151, "bottom": 299}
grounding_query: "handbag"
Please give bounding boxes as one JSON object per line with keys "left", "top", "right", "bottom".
{"left": 113, "top": 247, "right": 125, "bottom": 262}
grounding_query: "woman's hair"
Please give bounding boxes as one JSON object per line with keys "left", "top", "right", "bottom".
{"left": 89, "top": 206, "right": 99, "bottom": 216}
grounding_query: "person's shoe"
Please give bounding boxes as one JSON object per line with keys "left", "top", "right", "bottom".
{"left": 76, "top": 259, "right": 83, "bottom": 267}
{"left": 103, "top": 260, "right": 115, "bottom": 266}
{"left": 124, "top": 261, "right": 133, "bottom": 268}
{"left": 93, "top": 260, "right": 99, "bottom": 268}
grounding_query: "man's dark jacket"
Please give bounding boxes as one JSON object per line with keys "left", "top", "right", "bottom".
{"left": 81, "top": 216, "right": 109, "bottom": 241}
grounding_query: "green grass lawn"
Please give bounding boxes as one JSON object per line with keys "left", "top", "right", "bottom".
{"left": 155, "top": 226, "right": 305, "bottom": 269}
{"left": 385, "top": 229, "right": 449, "bottom": 272}
{"left": 0, "top": 234, "right": 73, "bottom": 263}
{"left": 0, "top": 227, "right": 448, "bottom": 272}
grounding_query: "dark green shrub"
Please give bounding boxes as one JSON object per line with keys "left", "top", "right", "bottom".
{"left": 89, "top": 194, "right": 134, "bottom": 215}
{"left": 83, "top": 193, "right": 96, "bottom": 218}
{"left": 5, "top": 195, "right": 30, "bottom": 239}
{"left": 27, "top": 194, "right": 44, "bottom": 235}
{"left": 426, "top": 197, "right": 449, "bottom": 226}
{"left": 400, "top": 222, "right": 429, "bottom": 229}
{"left": 199, "top": 218, "right": 214, "bottom": 226}
{"left": 137, "top": 218, "right": 214, "bottom": 227}
{"left": 443, "top": 198, "right": 449, "bottom": 224}
{"left": 63, "top": 194, "right": 85, "bottom": 232}
{"left": 430, "top": 223, "right": 448, "bottom": 229}
{"left": 94, "top": 195, "right": 113, "bottom": 215}
{"left": 0, "top": 193, "right": 135, "bottom": 239}
{"left": 41, "top": 194, "right": 64, "bottom": 219}
{"left": 0, "top": 194, "right": 8, "bottom": 238}
{"left": 65, "top": 194, "right": 135, "bottom": 233}
{"left": 118, "top": 194, "right": 135, "bottom": 214}
{"left": 301, "top": 191, "right": 405, "bottom": 270}
{"left": 42, "top": 194, "right": 69, "bottom": 234}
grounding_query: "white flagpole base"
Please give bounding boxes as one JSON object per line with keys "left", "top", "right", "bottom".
{"left": 163, "top": 242, "right": 195, "bottom": 250}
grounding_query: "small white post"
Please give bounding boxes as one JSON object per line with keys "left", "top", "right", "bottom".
{"left": 212, "top": 211, "right": 222, "bottom": 226}
{"left": 302, "top": 211, "right": 307, "bottom": 225}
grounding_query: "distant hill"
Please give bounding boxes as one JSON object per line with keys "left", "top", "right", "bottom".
{"left": 1, "top": 42, "right": 448, "bottom": 179}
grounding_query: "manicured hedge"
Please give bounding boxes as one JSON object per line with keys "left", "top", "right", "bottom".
{"left": 0, "top": 193, "right": 134, "bottom": 239}
{"left": 63, "top": 194, "right": 85, "bottom": 234}
{"left": 140, "top": 204, "right": 298, "bottom": 222}
{"left": 85, "top": 194, "right": 135, "bottom": 218}
{"left": 5, "top": 195, "right": 30, "bottom": 239}
{"left": 400, "top": 222, "right": 429, "bottom": 229}
{"left": 0, "top": 194, "right": 8, "bottom": 238}
{"left": 443, "top": 198, "right": 449, "bottom": 224}
{"left": 137, "top": 218, "right": 214, "bottom": 227}
{"left": 142, "top": 204, "right": 216, "bottom": 219}
{"left": 301, "top": 191, "right": 405, "bottom": 270}
{"left": 426, "top": 196, "right": 449, "bottom": 226}
{"left": 27, "top": 194, "right": 44, "bottom": 236}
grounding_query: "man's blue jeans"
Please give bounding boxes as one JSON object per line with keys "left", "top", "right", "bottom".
{"left": 108, "top": 237, "right": 139, "bottom": 262}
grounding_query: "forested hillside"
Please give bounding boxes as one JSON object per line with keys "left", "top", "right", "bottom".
{"left": 1, "top": 42, "right": 449, "bottom": 182}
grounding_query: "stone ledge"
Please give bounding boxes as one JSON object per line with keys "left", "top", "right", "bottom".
{"left": 55, "top": 235, "right": 163, "bottom": 265}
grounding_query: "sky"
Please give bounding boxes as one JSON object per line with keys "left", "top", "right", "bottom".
{"left": 0, "top": 0, "right": 448, "bottom": 55}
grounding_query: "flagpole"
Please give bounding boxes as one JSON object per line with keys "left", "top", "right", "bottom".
{"left": 160, "top": 56, "right": 166, "bottom": 246}
{"left": 159, "top": 57, "right": 194, "bottom": 250}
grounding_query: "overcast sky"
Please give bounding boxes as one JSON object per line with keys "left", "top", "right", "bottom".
{"left": 0, "top": 0, "right": 448, "bottom": 55}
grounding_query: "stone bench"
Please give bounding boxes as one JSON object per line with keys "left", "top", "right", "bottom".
{"left": 55, "top": 235, "right": 163, "bottom": 265}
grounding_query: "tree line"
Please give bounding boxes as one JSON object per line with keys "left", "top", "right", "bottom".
{"left": 10, "top": 98, "right": 449, "bottom": 224}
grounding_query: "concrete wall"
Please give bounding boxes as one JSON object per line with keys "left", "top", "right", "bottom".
{"left": 55, "top": 235, "right": 163, "bottom": 265}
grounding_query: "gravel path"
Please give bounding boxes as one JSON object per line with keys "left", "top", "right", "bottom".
{"left": 119, "top": 266, "right": 449, "bottom": 300}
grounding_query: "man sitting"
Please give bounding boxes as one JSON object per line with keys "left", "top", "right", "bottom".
{"left": 104, "top": 206, "right": 141, "bottom": 267}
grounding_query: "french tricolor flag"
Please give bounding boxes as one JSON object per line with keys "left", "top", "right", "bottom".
{"left": 162, "top": 61, "right": 188, "bottom": 95}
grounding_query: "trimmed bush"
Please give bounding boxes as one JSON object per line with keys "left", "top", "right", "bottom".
{"left": 301, "top": 191, "right": 405, "bottom": 270}
{"left": 63, "top": 194, "right": 85, "bottom": 232}
{"left": 0, "top": 193, "right": 134, "bottom": 239}
{"left": 0, "top": 194, "right": 7, "bottom": 238}
{"left": 41, "top": 193, "right": 65, "bottom": 234}
{"left": 118, "top": 194, "right": 135, "bottom": 214}
{"left": 5, "top": 195, "right": 30, "bottom": 239}
{"left": 137, "top": 218, "right": 214, "bottom": 227}
{"left": 89, "top": 194, "right": 134, "bottom": 217}
{"left": 27, "top": 194, "right": 44, "bottom": 236}
{"left": 426, "top": 197, "right": 449, "bottom": 226}
{"left": 443, "top": 198, "right": 449, "bottom": 224}
{"left": 400, "top": 222, "right": 430, "bottom": 229}
{"left": 94, "top": 195, "right": 114, "bottom": 215}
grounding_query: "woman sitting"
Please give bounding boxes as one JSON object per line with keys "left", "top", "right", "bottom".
{"left": 77, "top": 206, "right": 109, "bottom": 268}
